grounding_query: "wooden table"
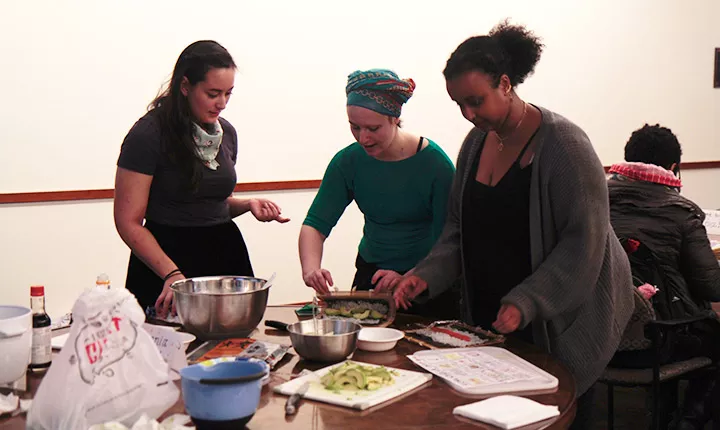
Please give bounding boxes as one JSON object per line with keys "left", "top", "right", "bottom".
{"left": 0, "top": 306, "right": 576, "bottom": 429}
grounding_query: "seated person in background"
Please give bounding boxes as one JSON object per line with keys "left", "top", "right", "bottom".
{"left": 299, "top": 69, "right": 457, "bottom": 317}
{"left": 608, "top": 123, "right": 720, "bottom": 430}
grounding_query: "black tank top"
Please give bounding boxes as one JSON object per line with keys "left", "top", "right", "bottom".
{"left": 462, "top": 134, "right": 535, "bottom": 342}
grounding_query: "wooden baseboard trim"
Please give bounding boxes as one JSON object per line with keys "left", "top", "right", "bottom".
{"left": 2, "top": 160, "right": 719, "bottom": 204}
{"left": 0, "top": 180, "right": 322, "bottom": 204}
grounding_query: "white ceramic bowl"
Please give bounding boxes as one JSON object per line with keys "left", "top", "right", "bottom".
{"left": 357, "top": 327, "right": 404, "bottom": 352}
{"left": 0, "top": 306, "right": 32, "bottom": 384}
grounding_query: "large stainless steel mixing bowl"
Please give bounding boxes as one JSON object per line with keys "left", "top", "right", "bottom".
{"left": 170, "top": 276, "right": 271, "bottom": 340}
{"left": 286, "top": 319, "right": 361, "bottom": 362}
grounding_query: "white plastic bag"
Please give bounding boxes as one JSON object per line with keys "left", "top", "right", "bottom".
{"left": 27, "top": 287, "right": 179, "bottom": 429}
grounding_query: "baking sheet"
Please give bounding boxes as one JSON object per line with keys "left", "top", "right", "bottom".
{"left": 407, "top": 347, "right": 558, "bottom": 396}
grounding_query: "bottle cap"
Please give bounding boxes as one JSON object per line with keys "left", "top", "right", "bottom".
{"left": 30, "top": 286, "right": 45, "bottom": 296}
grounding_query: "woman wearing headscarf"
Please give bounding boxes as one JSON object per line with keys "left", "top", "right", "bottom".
{"left": 298, "top": 69, "right": 456, "bottom": 315}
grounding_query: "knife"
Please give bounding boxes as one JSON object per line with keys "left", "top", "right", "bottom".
{"left": 285, "top": 381, "right": 311, "bottom": 415}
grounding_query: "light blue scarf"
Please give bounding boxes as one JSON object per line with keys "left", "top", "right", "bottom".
{"left": 192, "top": 121, "right": 223, "bottom": 170}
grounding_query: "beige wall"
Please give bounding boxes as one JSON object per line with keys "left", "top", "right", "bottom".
{"left": 1, "top": 0, "right": 718, "bottom": 318}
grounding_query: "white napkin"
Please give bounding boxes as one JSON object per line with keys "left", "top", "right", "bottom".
{"left": 88, "top": 413, "right": 194, "bottom": 430}
{"left": 453, "top": 395, "right": 559, "bottom": 429}
{"left": 0, "top": 393, "right": 18, "bottom": 414}
{"left": 0, "top": 393, "right": 31, "bottom": 416}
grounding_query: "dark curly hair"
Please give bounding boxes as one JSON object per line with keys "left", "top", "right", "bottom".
{"left": 443, "top": 20, "right": 544, "bottom": 87}
{"left": 624, "top": 124, "right": 682, "bottom": 170}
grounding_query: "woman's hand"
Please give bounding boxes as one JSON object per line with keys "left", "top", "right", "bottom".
{"left": 492, "top": 304, "right": 522, "bottom": 334}
{"left": 392, "top": 275, "right": 428, "bottom": 310}
{"left": 250, "top": 198, "right": 290, "bottom": 223}
{"left": 155, "top": 272, "right": 185, "bottom": 319}
{"left": 371, "top": 270, "right": 403, "bottom": 292}
{"left": 303, "top": 268, "right": 334, "bottom": 295}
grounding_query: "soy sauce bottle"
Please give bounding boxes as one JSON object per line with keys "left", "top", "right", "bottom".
{"left": 29, "top": 285, "right": 52, "bottom": 370}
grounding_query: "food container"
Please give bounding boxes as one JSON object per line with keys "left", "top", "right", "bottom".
{"left": 356, "top": 327, "right": 405, "bottom": 352}
{"left": 179, "top": 359, "right": 268, "bottom": 429}
{"left": 265, "top": 319, "right": 361, "bottom": 362}
{"left": 170, "top": 276, "right": 271, "bottom": 340}
{"left": 0, "top": 306, "right": 32, "bottom": 384}
{"left": 316, "top": 291, "right": 396, "bottom": 327}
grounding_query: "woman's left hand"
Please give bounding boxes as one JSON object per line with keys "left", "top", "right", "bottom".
{"left": 492, "top": 304, "right": 522, "bottom": 334}
{"left": 371, "top": 270, "right": 403, "bottom": 292}
{"left": 250, "top": 198, "right": 291, "bottom": 223}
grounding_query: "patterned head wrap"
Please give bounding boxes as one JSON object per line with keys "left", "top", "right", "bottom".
{"left": 345, "top": 69, "right": 416, "bottom": 118}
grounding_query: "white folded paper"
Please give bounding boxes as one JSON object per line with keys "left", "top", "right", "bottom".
{"left": 453, "top": 395, "right": 559, "bottom": 429}
{"left": 0, "top": 393, "right": 18, "bottom": 415}
{"left": 0, "top": 393, "right": 31, "bottom": 416}
{"left": 88, "top": 413, "right": 194, "bottom": 430}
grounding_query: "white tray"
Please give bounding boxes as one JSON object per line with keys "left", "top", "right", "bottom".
{"left": 408, "top": 347, "right": 558, "bottom": 396}
{"left": 51, "top": 333, "right": 70, "bottom": 350}
{"left": 273, "top": 360, "right": 432, "bottom": 410}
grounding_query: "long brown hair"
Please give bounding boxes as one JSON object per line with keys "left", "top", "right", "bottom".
{"left": 149, "top": 40, "right": 236, "bottom": 190}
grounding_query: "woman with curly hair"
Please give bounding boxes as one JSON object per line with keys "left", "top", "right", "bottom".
{"left": 383, "top": 21, "right": 634, "bottom": 427}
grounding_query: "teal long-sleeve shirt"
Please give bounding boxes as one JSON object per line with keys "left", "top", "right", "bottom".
{"left": 303, "top": 139, "right": 456, "bottom": 272}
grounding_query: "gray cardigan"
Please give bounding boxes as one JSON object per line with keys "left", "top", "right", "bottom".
{"left": 413, "top": 106, "right": 635, "bottom": 395}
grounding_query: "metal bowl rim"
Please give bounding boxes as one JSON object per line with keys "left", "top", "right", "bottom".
{"left": 169, "top": 275, "right": 271, "bottom": 296}
{"left": 286, "top": 320, "right": 362, "bottom": 336}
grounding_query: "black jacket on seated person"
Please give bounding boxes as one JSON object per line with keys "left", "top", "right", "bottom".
{"left": 608, "top": 176, "right": 720, "bottom": 319}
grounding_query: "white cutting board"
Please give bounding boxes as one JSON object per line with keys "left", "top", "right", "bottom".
{"left": 273, "top": 360, "right": 432, "bottom": 410}
{"left": 408, "top": 347, "right": 558, "bottom": 396}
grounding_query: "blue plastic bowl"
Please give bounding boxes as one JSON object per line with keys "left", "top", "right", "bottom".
{"left": 180, "top": 359, "right": 267, "bottom": 425}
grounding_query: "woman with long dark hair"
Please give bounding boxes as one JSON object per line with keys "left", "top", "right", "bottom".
{"left": 114, "top": 40, "right": 288, "bottom": 318}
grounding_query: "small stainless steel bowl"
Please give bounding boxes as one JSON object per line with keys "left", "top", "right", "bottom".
{"left": 286, "top": 319, "right": 361, "bottom": 362}
{"left": 170, "top": 276, "right": 270, "bottom": 340}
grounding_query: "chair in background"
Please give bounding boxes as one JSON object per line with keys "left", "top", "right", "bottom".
{"left": 599, "top": 315, "right": 715, "bottom": 429}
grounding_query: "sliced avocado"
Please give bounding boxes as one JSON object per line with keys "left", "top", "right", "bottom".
{"left": 366, "top": 376, "right": 383, "bottom": 390}
{"left": 369, "top": 310, "right": 385, "bottom": 320}
{"left": 352, "top": 309, "right": 371, "bottom": 320}
{"left": 339, "top": 307, "right": 353, "bottom": 317}
{"left": 332, "top": 362, "right": 354, "bottom": 378}
{"left": 367, "top": 376, "right": 382, "bottom": 385}
{"left": 345, "top": 369, "right": 367, "bottom": 389}
{"left": 333, "top": 368, "right": 349, "bottom": 379}
{"left": 371, "top": 368, "right": 392, "bottom": 382}
{"left": 320, "top": 373, "right": 335, "bottom": 388}
{"left": 324, "top": 308, "right": 341, "bottom": 316}
{"left": 350, "top": 307, "right": 367, "bottom": 314}
{"left": 334, "top": 375, "right": 356, "bottom": 389}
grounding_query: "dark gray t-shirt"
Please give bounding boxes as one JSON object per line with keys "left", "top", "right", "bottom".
{"left": 117, "top": 111, "right": 238, "bottom": 227}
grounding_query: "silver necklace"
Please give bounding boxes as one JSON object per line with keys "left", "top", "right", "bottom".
{"left": 496, "top": 101, "right": 528, "bottom": 152}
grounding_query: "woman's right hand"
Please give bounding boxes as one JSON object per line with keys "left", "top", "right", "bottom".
{"left": 155, "top": 272, "right": 186, "bottom": 319}
{"left": 392, "top": 275, "right": 428, "bottom": 310}
{"left": 303, "top": 269, "right": 334, "bottom": 295}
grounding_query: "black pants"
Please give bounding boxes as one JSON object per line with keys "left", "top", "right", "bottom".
{"left": 569, "top": 385, "right": 595, "bottom": 430}
{"left": 125, "top": 220, "right": 254, "bottom": 310}
{"left": 351, "top": 254, "right": 461, "bottom": 320}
